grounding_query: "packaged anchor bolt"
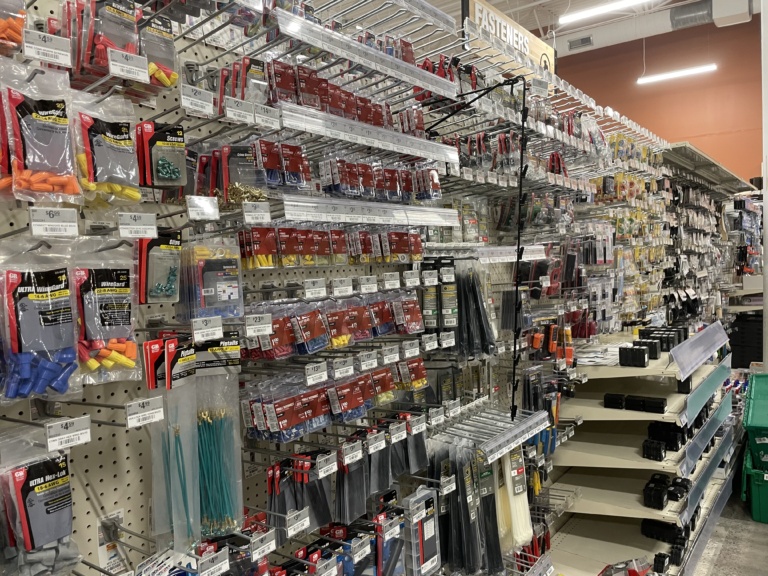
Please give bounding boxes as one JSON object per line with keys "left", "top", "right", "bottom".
{"left": 3, "top": 70, "right": 81, "bottom": 202}
{"left": 73, "top": 92, "right": 140, "bottom": 202}
{"left": 137, "top": 230, "right": 182, "bottom": 304}
{"left": 72, "top": 238, "right": 140, "bottom": 385}
{"left": 0, "top": 244, "right": 80, "bottom": 400}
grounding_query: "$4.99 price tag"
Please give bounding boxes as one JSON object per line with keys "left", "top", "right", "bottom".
{"left": 125, "top": 397, "right": 164, "bottom": 429}
{"left": 118, "top": 212, "right": 158, "bottom": 238}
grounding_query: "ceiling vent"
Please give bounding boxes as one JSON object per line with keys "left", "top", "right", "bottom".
{"left": 568, "top": 35, "right": 593, "bottom": 51}
{"left": 670, "top": 0, "right": 713, "bottom": 30}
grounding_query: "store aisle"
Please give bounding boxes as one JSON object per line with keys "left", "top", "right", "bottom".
{"left": 692, "top": 494, "right": 768, "bottom": 576}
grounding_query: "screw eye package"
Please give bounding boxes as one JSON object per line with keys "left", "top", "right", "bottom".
{"left": 3, "top": 69, "right": 81, "bottom": 202}
{"left": 72, "top": 238, "right": 141, "bottom": 385}
{"left": 73, "top": 92, "right": 140, "bottom": 203}
{"left": 0, "top": 242, "right": 81, "bottom": 401}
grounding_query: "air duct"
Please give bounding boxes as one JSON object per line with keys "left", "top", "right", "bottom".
{"left": 670, "top": 0, "right": 713, "bottom": 30}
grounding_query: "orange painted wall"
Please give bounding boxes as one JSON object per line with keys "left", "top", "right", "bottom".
{"left": 556, "top": 17, "right": 761, "bottom": 182}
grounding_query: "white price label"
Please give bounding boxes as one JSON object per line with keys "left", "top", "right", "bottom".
{"left": 125, "top": 397, "right": 164, "bottom": 429}
{"left": 545, "top": 460, "right": 553, "bottom": 473}
{"left": 243, "top": 201, "right": 271, "bottom": 224}
{"left": 332, "top": 278, "right": 354, "bottom": 297}
{"left": 402, "top": 340, "right": 420, "bottom": 359}
{"left": 423, "top": 270, "right": 439, "bottom": 286}
{"left": 382, "top": 272, "right": 400, "bottom": 290}
{"left": 497, "top": 344, "right": 506, "bottom": 354}
{"left": 403, "top": 271, "right": 420, "bottom": 287}
{"left": 29, "top": 207, "right": 79, "bottom": 238}
{"left": 193, "top": 316, "right": 224, "bottom": 343}
{"left": 305, "top": 362, "right": 328, "bottom": 386}
{"left": 253, "top": 103, "right": 283, "bottom": 130}
{"left": 546, "top": 566, "right": 555, "bottom": 576}
{"left": 421, "top": 557, "right": 438, "bottom": 574}
{"left": 199, "top": 550, "right": 230, "bottom": 576}
{"left": 317, "top": 560, "right": 336, "bottom": 576}
{"left": 410, "top": 415, "right": 427, "bottom": 435}
{"left": 367, "top": 432, "right": 386, "bottom": 454}
{"left": 108, "top": 48, "right": 149, "bottom": 83}
{"left": 224, "top": 96, "right": 256, "bottom": 124}
{"left": 317, "top": 453, "right": 337, "bottom": 478}
{"left": 180, "top": 84, "right": 215, "bottom": 117}
{"left": 187, "top": 196, "right": 220, "bottom": 221}
{"left": 389, "top": 422, "right": 407, "bottom": 443}
{"left": 23, "top": 29, "right": 71, "bottom": 66}
{"left": 46, "top": 416, "right": 91, "bottom": 451}
{"left": 250, "top": 529, "right": 277, "bottom": 559}
{"left": 286, "top": 508, "right": 311, "bottom": 537}
{"left": 245, "top": 314, "right": 272, "bottom": 337}
{"left": 440, "top": 267, "right": 455, "bottom": 282}
{"left": 380, "top": 345, "right": 400, "bottom": 365}
{"left": 118, "top": 212, "right": 158, "bottom": 238}
{"left": 440, "top": 332, "right": 456, "bottom": 348}
{"left": 359, "top": 276, "right": 378, "bottom": 294}
{"left": 357, "top": 351, "right": 378, "bottom": 372}
{"left": 342, "top": 441, "right": 363, "bottom": 465}
{"left": 383, "top": 518, "right": 400, "bottom": 541}
{"left": 462, "top": 167, "right": 474, "bottom": 181}
{"left": 540, "top": 275, "right": 551, "bottom": 288}
{"left": 304, "top": 278, "right": 327, "bottom": 299}
{"left": 422, "top": 334, "right": 438, "bottom": 352}
{"left": 445, "top": 399, "right": 461, "bottom": 418}
{"left": 429, "top": 407, "right": 445, "bottom": 426}
{"left": 439, "top": 475, "right": 456, "bottom": 496}
{"left": 351, "top": 540, "right": 369, "bottom": 563}
{"left": 332, "top": 357, "right": 355, "bottom": 379}
{"left": 487, "top": 172, "right": 498, "bottom": 185}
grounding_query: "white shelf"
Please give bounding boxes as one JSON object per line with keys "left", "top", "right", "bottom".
{"left": 578, "top": 352, "right": 677, "bottom": 380}
{"left": 725, "top": 305, "right": 763, "bottom": 312}
{"left": 725, "top": 288, "right": 763, "bottom": 296}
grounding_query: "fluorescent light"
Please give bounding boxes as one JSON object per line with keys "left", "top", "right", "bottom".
{"left": 637, "top": 63, "right": 717, "bottom": 85}
{"left": 559, "top": 0, "right": 653, "bottom": 25}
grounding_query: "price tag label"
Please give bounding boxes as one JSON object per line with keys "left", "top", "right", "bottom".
{"left": 382, "top": 272, "right": 400, "bottom": 290}
{"left": 199, "top": 549, "right": 229, "bottom": 576}
{"left": 317, "top": 453, "right": 337, "bottom": 478}
{"left": 356, "top": 351, "right": 378, "bottom": 372}
{"left": 250, "top": 529, "right": 277, "bottom": 559}
{"left": 367, "top": 432, "right": 386, "bottom": 454}
{"left": 253, "top": 103, "right": 283, "bottom": 130}
{"left": 286, "top": 508, "right": 311, "bottom": 537}
{"left": 389, "top": 421, "right": 407, "bottom": 443}
{"left": 332, "top": 277, "right": 354, "bottom": 297}
{"left": 383, "top": 518, "right": 400, "bottom": 541}
{"left": 545, "top": 460, "right": 553, "bottom": 474}
{"left": 358, "top": 276, "right": 378, "bottom": 294}
{"left": 439, "top": 475, "right": 456, "bottom": 496}
{"left": 445, "top": 399, "right": 461, "bottom": 418}
{"left": 428, "top": 407, "right": 445, "bottom": 426}
{"left": 245, "top": 314, "right": 272, "bottom": 337}
{"left": 402, "top": 340, "right": 420, "bottom": 359}
{"left": 332, "top": 357, "right": 355, "bottom": 379}
{"left": 180, "top": 83, "right": 215, "bottom": 117}
{"left": 46, "top": 416, "right": 91, "bottom": 451}
{"left": 545, "top": 565, "right": 555, "bottom": 576}
{"left": 487, "top": 172, "right": 498, "bottom": 185}
{"left": 440, "top": 332, "right": 456, "bottom": 348}
{"left": 108, "top": 48, "right": 149, "bottom": 83}
{"left": 422, "top": 334, "right": 438, "bottom": 352}
{"left": 193, "top": 316, "right": 224, "bottom": 343}
{"left": 440, "top": 267, "right": 455, "bottom": 282}
{"left": 475, "top": 170, "right": 486, "bottom": 184}
{"left": 403, "top": 270, "right": 420, "bottom": 287}
{"left": 243, "top": 201, "right": 271, "bottom": 224}
{"left": 423, "top": 270, "right": 439, "bottom": 286}
{"left": 118, "top": 212, "right": 157, "bottom": 238}
{"left": 305, "top": 362, "right": 328, "bottom": 386}
{"left": 462, "top": 167, "right": 474, "bottom": 181}
{"left": 351, "top": 539, "right": 369, "bottom": 563}
{"left": 342, "top": 440, "right": 363, "bottom": 465}
{"left": 449, "top": 163, "right": 460, "bottom": 177}
{"left": 125, "top": 397, "right": 164, "bottom": 429}
{"left": 380, "top": 345, "right": 400, "bottom": 365}
{"left": 304, "top": 278, "right": 327, "bottom": 299}
{"left": 409, "top": 415, "right": 427, "bottom": 435}
{"left": 224, "top": 96, "right": 255, "bottom": 124}
{"left": 317, "top": 560, "right": 336, "bottom": 576}
{"left": 187, "top": 196, "right": 220, "bottom": 221}
{"left": 540, "top": 275, "right": 551, "bottom": 288}
{"left": 29, "top": 207, "right": 79, "bottom": 238}
{"left": 23, "top": 29, "right": 71, "bottom": 67}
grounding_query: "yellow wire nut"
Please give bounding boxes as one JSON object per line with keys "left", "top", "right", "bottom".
{"left": 84, "top": 358, "right": 101, "bottom": 371}
{"left": 106, "top": 350, "right": 136, "bottom": 368}
{"left": 76, "top": 153, "right": 89, "bottom": 176}
{"left": 154, "top": 68, "right": 172, "bottom": 87}
{"left": 79, "top": 177, "right": 97, "bottom": 191}
{"left": 148, "top": 62, "right": 158, "bottom": 76}
{"left": 100, "top": 358, "right": 116, "bottom": 370}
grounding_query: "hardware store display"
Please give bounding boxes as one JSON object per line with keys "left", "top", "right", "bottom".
{"left": 0, "top": 1, "right": 755, "bottom": 576}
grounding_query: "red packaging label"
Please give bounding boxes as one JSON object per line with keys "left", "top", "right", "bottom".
{"left": 369, "top": 300, "right": 394, "bottom": 328}
{"left": 280, "top": 143, "right": 305, "bottom": 173}
{"left": 252, "top": 227, "right": 277, "bottom": 256}
{"left": 295, "top": 228, "right": 315, "bottom": 257}
{"left": 330, "top": 229, "right": 347, "bottom": 255}
{"left": 314, "top": 229, "right": 331, "bottom": 256}
{"left": 257, "top": 140, "right": 282, "bottom": 170}
{"left": 387, "top": 231, "right": 410, "bottom": 256}
{"left": 355, "top": 96, "right": 373, "bottom": 125}
{"left": 358, "top": 231, "right": 373, "bottom": 256}
{"left": 318, "top": 78, "right": 329, "bottom": 112}
{"left": 335, "top": 377, "right": 367, "bottom": 412}
{"left": 292, "top": 309, "right": 327, "bottom": 343}
{"left": 399, "top": 169, "right": 414, "bottom": 194}
{"left": 358, "top": 163, "right": 375, "bottom": 188}
{"left": 271, "top": 394, "right": 307, "bottom": 430}
{"left": 347, "top": 305, "right": 373, "bottom": 331}
{"left": 328, "top": 83, "right": 344, "bottom": 117}
{"left": 383, "top": 168, "right": 399, "bottom": 193}
{"left": 278, "top": 227, "right": 300, "bottom": 255}
{"left": 371, "top": 367, "right": 395, "bottom": 395}
{"left": 296, "top": 65, "right": 321, "bottom": 109}
{"left": 408, "top": 233, "right": 423, "bottom": 256}
{"left": 325, "top": 309, "right": 351, "bottom": 338}
{"left": 264, "top": 316, "right": 296, "bottom": 349}
{"left": 371, "top": 103, "right": 384, "bottom": 127}
{"left": 269, "top": 59, "right": 298, "bottom": 102}
{"left": 342, "top": 89, "right": 357, "bottom": 120}
{"left": 298, "top": 388, "right": 331, "bottom": 421}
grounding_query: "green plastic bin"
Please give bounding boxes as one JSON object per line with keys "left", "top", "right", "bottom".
{"left": 743, "top": 451, "right": 768, "bottom": 523}
{"left": 746, "top": 374, "right": 768, "bottom": 469}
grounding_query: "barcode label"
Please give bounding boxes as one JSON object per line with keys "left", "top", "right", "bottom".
{"left": 286, "top": 508, "right": 311, "bottom": 537}
{"left": 382, "top": 272, "right": 400, "bottom": 290}
{"left": 46, "top": 416, "right": 91, "bottom": 451}
{"left": 180, "top": 84, "right": 215, "bottom": 117}
{"left": 317, "top": 453, "right": 337, "bottom": 478}
{"left": 118, "top": 212, "right": 157, "bottom": 238}
{"left": 242, "top": 201, "right": 271, "bottom": 224}
{"left": 29, "top": 207, "right": 79, "bottom": 238}
{"left": 108, "top": 48, "right": 150, "bottom": 83}
{"left": 245, "top": 314, "right": 273, "bottom": 337}
{"left": 193, "top": 316, "right": 223, "bottom": 343}
{"left": 199, "top": 549, "right": 229, "bottom": 576}
{"left": 23, "top": 30, "right": 71, "bottom": 66}
{"left": 187, "top": 196, "right": 220, "bottom": 221}
{"left": 250, "top": 529, "right": 277, "bottom": 559}
{"left": 125, "top": 397, "right": 164, "bottom": 429}
{"left": 224, "top": 97, "right": 255, "bottom": 124}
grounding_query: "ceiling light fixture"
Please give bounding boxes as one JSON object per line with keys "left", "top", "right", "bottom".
{"left": 559, "top": 0, "right": 654, "bottom": 25}
{"left": 637, "top": 63, "right": 717, "bottom": 85}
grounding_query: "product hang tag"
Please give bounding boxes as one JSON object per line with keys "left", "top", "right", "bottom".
{"left": 303, "top": 278, "right": 327, "bottom": 299}
{"left": 187, "top": 196, "right": 220, "bottom": 221}
{"left": 108, "top": 48, "right": 150, "bottom": 83}
{"left": 358, "top": 275, "right": 378, "bottom": 294}
{"left": 316, "top": 559, "right": 336, "bottom": 576}
{"left": 304, "top": 361, "right": 328, "bottom": 385}
{"left": 192, "top": 316, "right": 224, "bottom": 343}
{"left": 382, "top": 272, "right": 400, "bottom": 290}
{"left": 118, "top": 212, "right": 158, "bottom": 239}
{"left": 245, "top": 314, "right": 272, "bottom": 337}
{"left": 285, "top": 508, "right": 311, "bottom": 537}
{"left": 331, "top": 357, "right": 355, "bottom": 379}
{"left": 428, "top": 407, "right": 445, "bottom": 426}
{"left": 421, "top": 333, "right": 438, "bottom": 352}
{"left": 389, "top": 421, "right": 407, "bottom": 443}
{"left": 403, "top": 270, "right": 421, "bottom": 287}
{"left": 439, "top": 267, "right": 455, "bottom": 282}
{"left": 242, "top": 201, "right": 271, "bottom": 224}
{"left": 366, "top": 431, "right": 386, "bottom": 454}
{"left": 342, "top": 440, "right": 363, "bottom": 465}
{"left": 332, "top": 277, "right": 354, "bottom": 297}
{"left": 23, "top": 29, "right": 71, "bottom": 67}
{"left": 125, "top": 397, "right": 164, "bottom": 429}
{"left": 250, "top": 528, "right": 277, "bottom": 560}
{"left": 46, "top": 415, "right": 91, "bottom": 451}
{"left": 224, "top": 96, "right": 255, "bottom": 124}
{"left": 29, "top": 207, "right": 79, "bottom": 238}
{"left": 180, "top": 83, "right": 215, "bottom": 117}
{"left": 316, "top": 452, "right": 337, "bottom": 478}
{"left": 439, "top": 474, "right": 456, "bottom": 496}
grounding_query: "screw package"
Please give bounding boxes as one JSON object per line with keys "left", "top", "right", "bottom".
{"left": 180, "top": 237, "right": 244, "bottom": 320}
{"left": 137, "top": 230, "right": 182, "bottom": 304}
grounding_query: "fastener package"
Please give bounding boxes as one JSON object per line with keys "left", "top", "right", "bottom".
{"left": 137, "top": 230, "right": 182, "bottom": 304}
{"left": 73, "top": 92, "right": 140, "bottom": 203}
{"left": 0, "top": 243, "right": 80, "bottom": 401}
{"left": 3, "top": 69, "right": 81, "bottom": 202}
{"left": 0, "top": 0, "right": 24, "bottom": 56}
{"left": 181, "top": 237, "right": 243, "bottom": 320}
{"left": 0, "top": 60, "right": 36, "bottom": 198}
{"left": 72, "top": 238, "right": 140, "bottom": 385}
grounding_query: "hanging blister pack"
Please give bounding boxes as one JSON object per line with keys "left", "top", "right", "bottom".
{"left": 138, "top": 230, "right": 182, "bottom": 304}
{"left": 0, "top": 0, "right": 24, "bottom": 56}
{"left": 139, "top": 14, "right": 179, "bottom": 90}
{"left": 139, "top": 122, "right": 187, "bottom": 188}
{"left": 183, "top": 238, "right": 244, "bottom": 320}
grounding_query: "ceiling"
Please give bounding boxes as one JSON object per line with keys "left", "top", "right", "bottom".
{"left": 430, "top": 0, "right": 691, "bottom": 38}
